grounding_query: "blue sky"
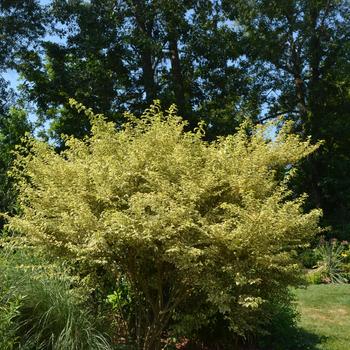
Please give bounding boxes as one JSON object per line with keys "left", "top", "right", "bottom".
{"left": 3, "top": 69, "right": 19, "bottom": 90}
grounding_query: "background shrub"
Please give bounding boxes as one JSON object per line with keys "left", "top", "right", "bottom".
{"left": 299, "top": 249, "right": 318, "bottom": 269}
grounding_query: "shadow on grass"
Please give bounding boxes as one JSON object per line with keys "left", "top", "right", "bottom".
{"left": 258, "top": 326, "right": 327, "bottom": 350}
{"left": 293, "top": 327, "right": 327, "bottom": 350}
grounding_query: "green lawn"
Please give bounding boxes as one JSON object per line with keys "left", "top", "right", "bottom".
{"left": 294, "top": 284, "right": 350, "bottom": 350}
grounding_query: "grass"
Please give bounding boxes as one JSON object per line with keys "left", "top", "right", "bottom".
{"left": 294, "top": 284, "right": 350, "bottom": 350}
{"left": 0, "top": 248, "right": 113, "bottom": 350}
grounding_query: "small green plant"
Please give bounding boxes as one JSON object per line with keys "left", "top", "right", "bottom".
{"left": 305, "top": 269, "right": 324, "bottom": 285}
{"left": 314, "top": 239, "right": 349, "bottom": 284}
{"left": 106, "top": 279, "right": 132, "bottom": 312}
{"left": 0, "top": 294, "right": 22, "bottom": 350}
{"left": 106, "top": 277, "right": 134, "bottom": 344}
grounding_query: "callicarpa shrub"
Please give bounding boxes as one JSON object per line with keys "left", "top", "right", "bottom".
{"left": 6, "top": 101, "right": 321, "bottom": 350}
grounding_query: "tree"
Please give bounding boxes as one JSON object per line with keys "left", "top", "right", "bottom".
{"left": 17, "top": 0, "right": 254, "bottom": 142}
{"left": 224, "top": 0, "right": 350, "bottom": 238}
{"left": 0, "top": 0, "right": 45, "bottom": 69}
{"left": 0, "top": 0, "right": 45, "bottom": 229}
{"left": 0, "top": 0, "right": 45, "bottom": 109}
{"left": 3, "top": 0, "right": 349, "bottom": 238}
{"left": 0, "top": 0, "right": 45, "bottom": 112}
{"left": 17, "top": 0, "right": 131, "bottom": 143}
{"left": 0, "top": 108, "right": 31, "bottom": 228}
{"left": 7, "top": 102, "right": 320, "bottom": 349}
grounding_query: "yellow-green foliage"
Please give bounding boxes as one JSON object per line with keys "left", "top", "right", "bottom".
{"left": 6, "top": 102, "right": 321, "bottom": 346}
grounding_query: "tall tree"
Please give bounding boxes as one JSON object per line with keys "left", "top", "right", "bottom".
{"left": 223, "top": 0, "right": 350, "bottom": 237}
{"left": 18, "top": 0, "right": 131, "bottom": 142}
{"left": 0, "top": 0, "right": 44, "bottom": 228}
{"left": 17, "top": 0, "right": 252, "bottom": 141}
{"left": 127, "top": 0, "right": 159, "bottom": 104}
{"left": 0, "top": 0, "right": 45, "bottom": 69}
{"left": 0, "top": 0, "right": 45, "bottom": 119}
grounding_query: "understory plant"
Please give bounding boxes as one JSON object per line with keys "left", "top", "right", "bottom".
{"left": 0, "top": 288, "right": 21, "bottom": 350}
{"left": 6, "top": 101, "right": 321, "bottom": 349}
{"left": 313, "top": 239, "right": 349, "bottom": 283}
{"left": 0, "top": 247, "right": 112, "bottom": 350}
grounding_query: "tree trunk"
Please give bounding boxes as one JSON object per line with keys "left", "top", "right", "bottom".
{"left": 305, "top": 5, "right": 323, "bottom": 209}
{"left": 142, "top": 322, "right": 163, "bottom": 350}
{"left": 132, "top": 0, "right": 157, "bottom": 103}
{"left": 169, "top": 35, "right": 186, "bottom": 117}
{"left": 141, "top": 47, "right": 157, "bottom": 103}
{"left": 163, "top": 11, "right": 196, "bottom": 129}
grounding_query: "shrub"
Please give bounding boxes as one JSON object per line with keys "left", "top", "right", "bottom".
{"left": 6, "top": 101, "right": 321, "bottom": 349}
{"left": 299, "top": 249, "right": 318, "bottom": 269}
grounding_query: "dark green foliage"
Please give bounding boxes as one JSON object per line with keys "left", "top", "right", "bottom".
{"left": 0, "top": 0, "right": 45, "bottom": 69}
{"left": 299, "top": 249, "right": 318, "bottom": 269}
{"left": 17, "top": 0, "right": 256, "bottom": 142}
{"left": 0, "top": 107, "right": 31, "bottom": 228}
{"left": 258, "top": 296, "right": 300, "bottom": 350}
